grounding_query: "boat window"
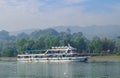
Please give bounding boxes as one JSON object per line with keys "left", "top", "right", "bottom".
{"left": 67, "top": 50, "right": 71, "bottom": 53}
{"left": 34, "top": 56, "right": 42, "bottom": 58}
{"left": 24, "top": 56, "right": 29, "bottom": 58}
{"left": 47, "top": 55, "right": 53, "bottom": 57}
{"left": 17, "top": 56, "right": 22, "bottom": 58}
{"left": 72, "top": 50, "right": 76, "bottom": 53}
{"left": 47, "top": 50, "right": 66, "bottom": 54}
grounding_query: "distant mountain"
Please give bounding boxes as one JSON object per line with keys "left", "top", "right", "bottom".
{"left": 9, "top": 25, "right": 120, "bottom": 39}
{"left": 52, "top": 25, "right": 120, "bottom": 39}
{"left": 10, "top": 28, "right": 39, "bottom": 36}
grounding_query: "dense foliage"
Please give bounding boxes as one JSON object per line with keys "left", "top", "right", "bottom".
{"left": 0, "top": 29, "right": 120, "bottom": 57}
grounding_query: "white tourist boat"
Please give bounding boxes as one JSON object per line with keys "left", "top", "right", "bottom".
{"left": 17, "top": 44, "right": 89, "bottom": 62}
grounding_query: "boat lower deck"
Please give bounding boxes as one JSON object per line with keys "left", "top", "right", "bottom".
{"left": 17, "top": 56, "right": 88, "bottom": 62}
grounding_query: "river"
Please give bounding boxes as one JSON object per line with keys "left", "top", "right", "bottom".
{"left": 0, "top": 61, "right": 120, "bottom": 78}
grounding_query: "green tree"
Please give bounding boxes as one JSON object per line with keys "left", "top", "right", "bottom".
{"left": 101, "top": 38, "right": 115, "bottom": 53}
{"left": 73, "top": 37, "right": 87, "bottom": 53}
{"left": 33, "top": 37, "right": 45, "bottom": 50}
{"left": 45, "top": 37, "right": 60, "bottom": 49}
{"left": 2, "top": 47, "right": 17, "bottom": 57}
{"left": 17, "top": 38, "right": 28, "bottom": 53}
{"left": 115, "top": 36, "right": 120, "bottom": 54}
{"left": 26, "top": 39, "right": 35, "bottom": 50}
{"left": 88, "top": 38, "right": 102, "bottom": 53}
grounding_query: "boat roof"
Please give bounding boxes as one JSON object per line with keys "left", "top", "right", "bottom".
{"left": 45, "top": 45, "right": 76, "bottom": 53}
{"left": 18, "top": 54, "right": 44, "bottom": 56}
{"left": 51, "top": 44, "right": 76, "bottom": 49}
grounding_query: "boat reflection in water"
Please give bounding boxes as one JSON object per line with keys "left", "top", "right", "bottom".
{"left": 17, "top": 62, "right": 87, "bottom": 78}
{"left": 17, "top": 44, "right": 89, "bottom": 62}
{"left": 17, "top": 62, "right": 120, "bottom": 78}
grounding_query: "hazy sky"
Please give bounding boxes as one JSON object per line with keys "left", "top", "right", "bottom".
{"left": 0, "top": 0, "right": 120, "bottom": 31}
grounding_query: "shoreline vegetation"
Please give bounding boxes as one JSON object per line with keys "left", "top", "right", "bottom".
{"left": 0, "top": 55, "right": 120, "bottom": 62}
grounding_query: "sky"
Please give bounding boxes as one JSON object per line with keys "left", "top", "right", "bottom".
{"left": 0, "top": 0, "right": 120, "bottom": 31}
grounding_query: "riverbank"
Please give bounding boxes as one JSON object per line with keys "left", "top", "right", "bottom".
{"left": 89, "top": 55, "right": 120, "bottom": 62}
{"left": 0, "top": 57, "right": 16, "bottom": 61}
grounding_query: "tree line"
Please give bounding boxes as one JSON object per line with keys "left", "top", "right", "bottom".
{"left": 0, "top": 29, "right": 120, "bottom": 57}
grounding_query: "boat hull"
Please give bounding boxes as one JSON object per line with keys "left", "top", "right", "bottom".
{"left": 17, "top": 56, "right": 88, "bottom": 62}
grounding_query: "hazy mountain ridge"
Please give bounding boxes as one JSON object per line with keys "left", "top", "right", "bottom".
{"left": 10, "top": 28, "right": 39, "bottom": 36}
{"left": 9, "top": 25, "right": 120, "bottom": 39}
{"left": 53, "top": 25, "right": 120, "bottom": 39}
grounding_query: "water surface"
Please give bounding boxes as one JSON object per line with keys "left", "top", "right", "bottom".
{"left": 0, "top": 61, "right": 120, "bottom": 78}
